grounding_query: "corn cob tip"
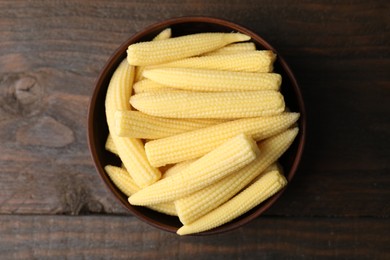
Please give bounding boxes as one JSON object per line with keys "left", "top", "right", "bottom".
{"left": 176, "top": 226, "right": 189, "bottom": 235}
{"left": 293, "top": 112, "right": 301, "bottom": 120}
{"left": 284, "top": 112, "right": 300, "bottom": 124}
{"left": 288, "top": 126, "right": 299, "bottom": 136}
{"left": 154, "top": 28, "right": 172, "bottom": 39}
{"left": 243, "top": 133, "right": 261, "bottom": 158}
{"left": 278, "top": 172, "right": 288, "bottom": 187}
{"left": 104, "top": 165, "right": 114, "bottom": 172}
{"left": 226, "top": 32, "right": 251, "bottom": 42}
{"left": 290, "top": 112, "right": 301, "bottom": 128}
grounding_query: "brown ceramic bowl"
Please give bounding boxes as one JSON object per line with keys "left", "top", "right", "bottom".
{"left": 88, "top": 16, "right": 306, "bottom": 235}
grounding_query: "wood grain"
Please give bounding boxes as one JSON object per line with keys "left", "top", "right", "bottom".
{"left": 0, "top": 215, "right": 388, "bottom": 259}
{"left": 0, "top": 0, "right": 389, "bottom": 257}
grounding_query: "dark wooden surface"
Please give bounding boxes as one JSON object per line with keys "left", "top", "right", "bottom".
{"left": 0, "top": 0, "right": 389, "bottom": 259}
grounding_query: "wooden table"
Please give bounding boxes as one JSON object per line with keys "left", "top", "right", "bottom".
{"left": 0, "top": 1, "right": 389, "bottom": 258}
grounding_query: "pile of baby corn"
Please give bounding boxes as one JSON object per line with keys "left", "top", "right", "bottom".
{"left": 104, "top": 28, "right": 300, "bottom": 235}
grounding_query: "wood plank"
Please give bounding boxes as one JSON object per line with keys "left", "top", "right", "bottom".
{"left": 0, "top": 1, "right": 388, "bottom": 73}
{"left": 0, "top": 215, "right": 388, "bottom": 259}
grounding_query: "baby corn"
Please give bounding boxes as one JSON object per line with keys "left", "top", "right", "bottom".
{"left": 105, "top": 59, "right": 161, "bottom": 187}
{"left": 105, "top": 165, "right": 177, "bottom": 216}
{"left": 162, "top": 159, "right": 197, "bottom": 179}
{"left": 134, "top": 28, "right": 172, "bottom": 82}
{"left": 129, "top": 134, "right": 260, "bottom": 205}
{"left": 203, "top": 42, "right": 256, "bottom": 55}
{"left": 144, "top": 113, "right": 299, "bottom": 167}
{"left": 147, "top": 51, "right": 276, "bottom": 73}
{"left": 177, "top": 169, "right": 287, "bottom": 235}
{"left": 152, "top": 27, "right": 172, "bottom": 41}
{"left": 133, "top": 79, "right": 172, "bottom": 94}
{"left": 127, "top": 32, "right": 250, "bottom": 66}
{"left": 130, "top": 90, "right": 285, "bottom": 119}
{"left": 105, "top": 134, "right": 117, "bottom": 155}
{"left": 115, "top": 110, "right": 224, "bottom": 139}
{"left": 143, "top": 68, "right": 281, "bottom": 91}
{"left": 175, "top": 127, "right": 298, "bottom": 225}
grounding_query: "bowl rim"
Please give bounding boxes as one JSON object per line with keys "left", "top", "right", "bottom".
{"left": 87, "top": 16, "right": 306, "bottom": 235}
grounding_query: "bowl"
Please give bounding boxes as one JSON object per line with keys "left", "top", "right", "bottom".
{"left": 87, "top": 16, "right": 306, "bottom": 235}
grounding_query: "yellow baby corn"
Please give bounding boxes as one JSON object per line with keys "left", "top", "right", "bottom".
{"left": 143, "top": 68, "right": 281, "bottom": 91}
{"left": 127, "top": 32, "right": 251, "bottom": 66}
{"left": 264, "top": 162, "right": 282, "bottom": 174}
{"left": 105, "top": 165, "right": 140, "bottom": 196}
{"left": 174, "top": 163, "right": 277, "bottom": 225}
{"left": 144, "top": 113, "right": 299, "bottom": 167}
{"left": 203, "top": 42, "right": 256, "bottom": 55}
{"left": 130, "top": 90, "right": 285, "bottom": 119}
{"left": 105, "top": 165, "right": 176, "bottom": 216}
{"left": 133, "top": 79, "right": 172, "bottom": 94}
{"left": 177, "top": 169, "right": 287, "bottom": 235}
{"left": 115, "top": 110, "right": 225, "bottom": 139}
{"left": 162, "top": 159, "right": 197, "bottom": 179}
{"left": 175, "top": 128, "right": 298, "bottom": 225}
{"left": 105, "top": 134, "right": 118, "bottom": 155}
{"left": 148, "top": 51, "right": 276, "bottom": 73}
{"left": 105, "top": 59, "right": 161, "bottom": 188}
{"left": 147, "top": 200, "right": 177, "bottom": 217}
{"left": 152, "top": 27, "right": 172, "bottom": 41}
{"left": 129, "top": 134, "right": 260, "bottom": 205}
{"left": 134, "top": 28, "right": 172, "bottom": 82}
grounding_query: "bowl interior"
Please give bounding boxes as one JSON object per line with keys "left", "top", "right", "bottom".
{"left": 88, "top": 17, "right": 306, "bottom": 235}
